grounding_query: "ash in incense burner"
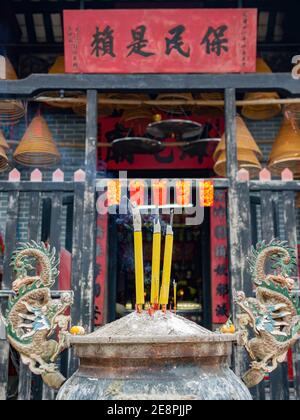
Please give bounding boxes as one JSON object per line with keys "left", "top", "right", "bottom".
{"left": 58, "top": 311, "right": 251, "bottom": 400}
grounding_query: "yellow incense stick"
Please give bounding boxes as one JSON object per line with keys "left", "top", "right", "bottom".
{"left": 132, "top": 205, "right": 145, "bottom": 306}
{"left": 159, "top": 223, "right": 174, "bottom": 306}
{"left": 151, "top": 219, "right": 161, "bottom": 305}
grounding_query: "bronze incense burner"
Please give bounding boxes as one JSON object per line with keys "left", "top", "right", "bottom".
{"left": 58, "top": 311, "right": 251, "bottom": 400}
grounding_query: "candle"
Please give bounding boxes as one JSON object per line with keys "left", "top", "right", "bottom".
{"left": 150, "top": 218, "right": 161, "bottom": 306}
{"left": 159, "top": 213, "right": 174, "bottom": 307}
{"left": 132, "top": 205, "right": 145, "bottom": 308}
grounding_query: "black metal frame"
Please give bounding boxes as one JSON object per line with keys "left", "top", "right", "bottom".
{"left": 0, "top": 72, "right": 300, "bottom": 400}
{"left": 1, "top": 73, "right": 300, "bottom": 97}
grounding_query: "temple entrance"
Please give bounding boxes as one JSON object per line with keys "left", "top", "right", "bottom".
{"left": 107, "top": 170, "right": 212, "bottom": 329}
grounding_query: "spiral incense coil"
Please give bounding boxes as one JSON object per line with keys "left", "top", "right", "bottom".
{"left": 194, "top": 92, "right": 224, "bottom": 117}
{"left": 0, "top": 56, "right": 25, "bottom": 125}
{"left": 214, "top": 149, "right": 262, "bottom": 178}
{"left": 72, "top": 94, "right": 114, "bottom": 118}
{"left": 105, "top": 93, "right": 150, "bottom": 111}
{"left": 0, "top": 147, "right": 9, "bottom": 171}
{"left": 14, "top": 115, "right": 60, "bottom": 167}
{"left": 0, "top": 130, "right": 9, "bottom": 149}
{"left": 0, "top": 130, "right": 10, "bottom": 172}
{"left": 155, "top": 93, "right": 193, "bottom": 115}
{"left": 241, "top": 58, "right": 281, "bottom": 121}
{"left": 213, "top": 115, "right": 263, "bottom": 161}
{"left": 213, "top": 115, "right": 262, "bottom": 178}
{"left": 268, "top": 117, "right": 300, "bottom": 177}
{"left": 121, "top": 108, "right": 154, "bottom": 122}
{"left": 284, "top": 104, "right": 300, "bottom": 133}
{"left": 44, "top": 56, "right": 83, "bottom": 109}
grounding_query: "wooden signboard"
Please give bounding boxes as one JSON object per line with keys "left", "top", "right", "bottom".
{"left": 64, "top": 9, "right": 257, "bottom": 74}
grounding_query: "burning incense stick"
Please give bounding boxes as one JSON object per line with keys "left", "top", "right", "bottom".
{"left": 150, "top": 216, "right": 161, "bottom": 307}
{"left": 173, "top": 280, "right": 177, "bottom": 312}
{"left": 132, "top": 204, "right": 145, "bottom": 311}
{"left": 159, "top": 211, "right": 174, "bottom": 309}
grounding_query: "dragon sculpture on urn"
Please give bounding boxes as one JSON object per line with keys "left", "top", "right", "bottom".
{"left": 235, "top": 239, "right": 300, "bottom": 388}
{"left": 2, "top": 241, "right": 73, "bottom": 389}
{"left": 2, "top": 238, "right": 300, "bottom": 394}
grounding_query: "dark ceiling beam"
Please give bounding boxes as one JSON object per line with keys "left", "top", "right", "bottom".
{"left": 24, "top": 13, "right": 37, "bottom": 44}
{"left": 43, "top": 13, "right": 55, "bottom": 44}
{"left": 0, "top": 0, "right": 22, "bottom": 44}
{"left": 266, "top": 11, "right": 277, "bottom": 44}
{"left": 10, "top": 0, "right": 296, "bottom": 13}
{"left": 38, "top": 0, "right": 56, "bottom": 44}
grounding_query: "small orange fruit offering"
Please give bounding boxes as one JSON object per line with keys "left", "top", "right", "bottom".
{"left": 70, "top": 326, "right": 85, "bottom": 336}
{"left": 220, "top": 317, "right": 236, "bottom": 334}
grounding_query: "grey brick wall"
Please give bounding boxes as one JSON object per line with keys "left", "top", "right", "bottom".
{"left": 0, "top": 106, "right": 86, "bottom": 248}
{"left": 246, "top": 114, "right": 300, "bottom": 243}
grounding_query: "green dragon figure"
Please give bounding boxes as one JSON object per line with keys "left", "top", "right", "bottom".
{"left": 2, "top": 241, "right": 73, "bottom": 390}
{"left": 235, "top": 239, "right": 300, "bottom": 388}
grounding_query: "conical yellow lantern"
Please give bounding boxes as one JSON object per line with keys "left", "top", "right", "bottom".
{"left": 268, "top": 118, "right": 300, "bottom": 177}
{"left": 0, "top": 56, "right": 25, "bottom": 125}
{"left": 14, "top": 115, "right": 60, "bottom": 167}
{"left": 241, "top": 58, "right": 281, "bottom": 121}
{"left": 213, "top": 115, "right": 262, "bottom": 178}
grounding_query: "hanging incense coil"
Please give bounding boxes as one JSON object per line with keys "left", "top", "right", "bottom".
{"left": 0, "top": 130, "right": 10, "bottom": 171}
{"left": 43, "top": 56, "right": 82, "bottom": 109}
{"left": 0, "top": 146, "right": 9, "bottom": 171}
{"left": 72, "top": 94, "right": 113, "bottom": 118}
{"left": 213, "top": 115, "right": 263, "bottom": 161}
{"left": 213, "top": 115, "right": 262, "bottom": 178}
{"left": 121, "top": 108, "right": 154, "bottom": 124}
{"left": 14, "top": 115, "right": 60, "bottom": 167}
{"left": 0, "top": 56, "right": 25, "bottom": 125}
{"left": 284, "top": 104, "right": 300, "bottom": 133}
{"left": 241, "top": 58, "right": 281, "bottom": 121}
{"left": 194, "top": 92, "right": 224, "bottom": 117}
{"left": 268, "top": 118, "right": 300, "bottom": 177}
{"left": 104, "top": 93, "right": 150, "bottom": 111}
{"left": 213, "top": 149, "right": 262, "bottom": 178}
{"left": 296, "top": 193, "right": 300, "bottom": 208}
{"left": 156, "top": 93, "right": 193, "bottom": 115}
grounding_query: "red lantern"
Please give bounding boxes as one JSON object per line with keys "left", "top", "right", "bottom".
{"left": 176, "top": 180, "right": 191, "bottom": 206}
{"left": 200, "top": 180, "right": 214, "bottom": 207}
{"left": 152, "top": 180, "right": 168, "bottom": 206}
{"left": 107, "top": 180, "right": 121, "bottom": 206}
{"left": 130, "top": 180, "right": 145, "bottom": 206}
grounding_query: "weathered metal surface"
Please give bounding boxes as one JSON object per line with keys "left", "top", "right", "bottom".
{"left": 58, "top": 311, "right": 251, "bottom": 400}
{"left": 282, "top": 189, "right": 300, "bottom": 400}
{"left": 0, "top": 171, "right": 85, "bottom": 399}
{"left": 0, "top": 74, "right": 300, "bottom": 98}
{"left": 79, "top": 90, "right": 98, "bottom": 333}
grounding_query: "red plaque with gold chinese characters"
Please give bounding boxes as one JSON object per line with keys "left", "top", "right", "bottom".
{"left": 64, "top": 9, "right": 257, "bottom": 74}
